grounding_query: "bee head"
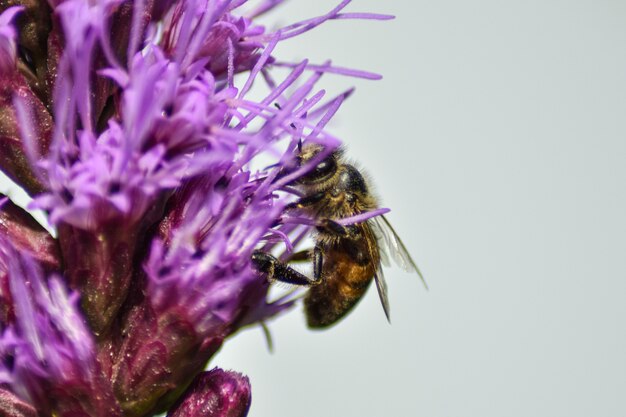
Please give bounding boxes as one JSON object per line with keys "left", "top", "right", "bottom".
{"left": 295, "top": 143, "right": 341, "bottom": 185}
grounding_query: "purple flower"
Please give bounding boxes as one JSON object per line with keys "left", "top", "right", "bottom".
{"left": 0, "top": 1, "right": 392, "bottom": 416}
{"left": 0, "top": 238, "right": 120, "bottom": 416}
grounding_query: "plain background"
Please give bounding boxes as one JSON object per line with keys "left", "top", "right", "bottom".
{"left": 215, "top": 1, "right": 626, "bottom": 417}
{"left": 2, "top": 1, "right": 626, "bottom": 416}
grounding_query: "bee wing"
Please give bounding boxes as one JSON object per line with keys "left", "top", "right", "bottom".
{"left": 369, "top": 217, "right": 391, "bottom": 267}
{"left": 371, "top": 215, "right": 428, "bottom": 290}
{"left": 361, "top": 222, "right": 392, "bottom": 322}
{"left": 377, "top": 241, "right": 391, "bottom": 267}
{"left": 374, "top": 266, "right": 391, "bottom": 322}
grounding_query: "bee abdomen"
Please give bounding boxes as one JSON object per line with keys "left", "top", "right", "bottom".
{"left": 304, "top": 250, "right": 376, "bottom": 328}
{"left": 304, "top": 279, "right": 371, "bottom": 328}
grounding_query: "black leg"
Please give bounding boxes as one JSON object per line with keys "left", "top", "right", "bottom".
{"left": 252, "top": 250, "right": 320, "bottom": 286}
{"left": 317, "top": 219, "right": 360, "bottom": 239}
{"left": 285, "top": 191, "right": 326, "bottom": 210}
{"left": 313, "top": 245, "right": 323, "bottom": 281}
{"left": 287, "top": 250, "right": 312, "bottom": 263}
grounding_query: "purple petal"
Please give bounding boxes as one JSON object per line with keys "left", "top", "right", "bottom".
{"left": 336, "top": 208, "right": 391, "bottom": 225}
{"left": 0, "top": 6, "right": 23, "bottom": 74}
{"left": 272, "top": 60, "right": 383, "bottom": 80}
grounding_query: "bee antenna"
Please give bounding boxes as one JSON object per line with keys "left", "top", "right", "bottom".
{"left": 297, "top": 139, "right": 303, "bottom": 153}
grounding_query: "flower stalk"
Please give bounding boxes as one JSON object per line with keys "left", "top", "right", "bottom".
{"left": 0, "top": 0, "right": 391, "bottom": 416}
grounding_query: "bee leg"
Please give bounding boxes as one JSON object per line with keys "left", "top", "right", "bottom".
{"left": 276, "top": 248, "right": 322, "bottom": 281}
{"left": 317, "top": 219, "right": 360, "bottom": 239}
{"left": 313, "top": 245, "right": 323, "bottom": 281}
{"left": 251, "top": 250, "right": 320, "bottom": 286}
{"left": 285, "top": 191, "right": 325, "bottom": 210}
{"left": 286, "top": 249, "right": 312, "bottom": 263}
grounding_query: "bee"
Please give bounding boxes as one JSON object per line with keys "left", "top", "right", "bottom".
{"left": 252, "top": 143, "right": 425, "bottom": 328}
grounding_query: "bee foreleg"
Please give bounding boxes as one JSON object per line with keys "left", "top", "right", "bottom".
{"left": 286, "top": 191, "right": 326, "bottom": 210}
{"left": 286, "top": 250, "right": 312, "bottom": 263}
{"left": 251, "top": 250, "right": 320, "bottom": 286}
{"left": 317, "top": 219, "right": 360, "bottom": 239}
{"left": 278, "top": 247, "right": 322, "bottom": 281}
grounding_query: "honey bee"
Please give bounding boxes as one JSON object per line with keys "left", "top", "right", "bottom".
{"left": 252, "top": 143, "right": 425, "bottom": 328}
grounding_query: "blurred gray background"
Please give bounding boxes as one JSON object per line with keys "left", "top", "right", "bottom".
{"left": 214, "top": 1, "right": 626, "bottom": 416}
{"left": 2, "top": 1, "right": 625, "bottom": 416}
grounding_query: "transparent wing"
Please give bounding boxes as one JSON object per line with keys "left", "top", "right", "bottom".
{"left": 370, "top": 215, "right": 428, "bottom": 290}
{"left": 374, "top": 267, "right": 391, "bottom": 323}
{"left": 377, "top": 239, "right": 391, "bottom": 268}
{"left": 369, "top": 217, "right": 391, "bottom": 267}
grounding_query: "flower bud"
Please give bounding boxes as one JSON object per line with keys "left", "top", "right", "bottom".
{"left": 0, "top": 197, "right": 60, "bottom": 272}
{"left": 167, "top": 368, "right": 251, "bottom": 417}
{"left": 0, "top": 388, "right": 37, "bottom": 417}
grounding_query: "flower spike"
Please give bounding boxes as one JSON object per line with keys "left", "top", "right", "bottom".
{"left": 0, "top": 0, "right": 394, "bottom": 415}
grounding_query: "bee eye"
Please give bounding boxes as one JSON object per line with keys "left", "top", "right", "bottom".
{"left": 310, "top": 158, "right": 336, "bottom": 179}
{"left": 297, "top": 156, "right": 336, "bottom": 183}
{"left": 316, "top": 160, "right": 331, "bottom": 174}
